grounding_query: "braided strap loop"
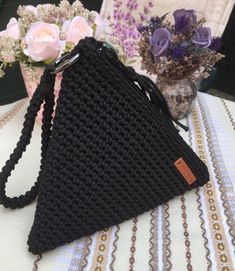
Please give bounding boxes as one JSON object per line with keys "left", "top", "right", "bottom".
{"left": 0, "top": 67, "right": 56, "bottom": 209}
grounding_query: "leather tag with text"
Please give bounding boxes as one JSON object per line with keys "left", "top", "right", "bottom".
{"left": 174, "top": 158, "right": 196, "bottom": 185}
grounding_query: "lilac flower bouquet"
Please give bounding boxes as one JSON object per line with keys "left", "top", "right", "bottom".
{"left": 139, "top": 9, "right": 224, "bottom": 81}
{"left": 138, "top": 9, "right": 224, "bottom": 119}
{"left": 108, "top": 0, "right": 154, "bottom": 64}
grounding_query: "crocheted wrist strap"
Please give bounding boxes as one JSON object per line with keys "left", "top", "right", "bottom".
{"left": 0, "top": 67, "right": 56, "bottom": 209}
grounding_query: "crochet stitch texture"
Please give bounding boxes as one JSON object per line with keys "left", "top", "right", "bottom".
{"left": 0, "top": 38, "right": 209, "bottom": 254}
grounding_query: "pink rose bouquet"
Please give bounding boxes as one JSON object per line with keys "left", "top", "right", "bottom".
{"left": 0, "top": 0, "right": 113, "bottom": 79}
{"left": 0, "top": 0, "right": 115, "bottom": 122}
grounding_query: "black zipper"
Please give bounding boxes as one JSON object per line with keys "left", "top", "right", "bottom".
{"left": 98, "top": 46, "right": 208, "bottom": 182}
{"left": 98, "top": 46, "right": 158, "bottom": 111}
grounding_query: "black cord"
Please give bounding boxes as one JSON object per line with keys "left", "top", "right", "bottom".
{"left": 0, "top": 67, "right": 55, "bottom": 209}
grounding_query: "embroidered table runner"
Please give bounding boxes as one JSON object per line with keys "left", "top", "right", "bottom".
{"left": 0, "top": 1, "right": 235, "bottom": 268}
{"left": 0, "top": 92, "right": 234, "bottom": 271}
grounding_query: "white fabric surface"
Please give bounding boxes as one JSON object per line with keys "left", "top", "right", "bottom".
{"left": 101, "top": 0, "right": 235, "bottom": 36}
{"left": 0, "top": 93, "right": 235, "bottom": 271}
{"left": 0, "top": 1, "right": 235, "bottom": 270}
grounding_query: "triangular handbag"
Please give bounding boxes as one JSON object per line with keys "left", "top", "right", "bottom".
{"left": 0, "top": 37, "right": 209, "bottom": 254}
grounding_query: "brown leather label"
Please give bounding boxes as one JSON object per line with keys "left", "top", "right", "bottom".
{"left": 174, "top": 158, "right": 196, "bottom": 185}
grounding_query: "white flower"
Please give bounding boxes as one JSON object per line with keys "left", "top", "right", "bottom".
{"left": 0, "top": 68, "right": 5, "bottom": 78}
{"left": 25, "top": 5, "right": 38, "bottom": 15}
{"left": 92, "top": 11, "right": 111, "bottom": 39}
{"left": 0, "top": 18, "right": 20, "bottom": 39}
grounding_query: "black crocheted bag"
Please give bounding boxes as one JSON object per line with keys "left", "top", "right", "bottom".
{"left": 0, "top": 37, "right": 209, "bottom": 254}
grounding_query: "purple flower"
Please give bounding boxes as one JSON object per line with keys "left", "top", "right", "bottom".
{"left": 148, "top": 1, "right": 153, "bottom": 8}
{"left": 140, "top": 13, "right": 147, "bottom": 21}
{"left": 111, "top": 0, "right": 153, "bottom": 58}
{"left": 150, "top": 16, "right": 161, "bottom": 26}
{"left": 171, "top": 46, "right": 187, "bottom": 59}
{"left": 209, "top": 37, "right": 222, "bottom": 51}
{"left": 144, "top": 5, "right": 150, "bottom": 15}
{"left": 126, "top": 0, "right": 138, "bottom": 11}
{"left": 138, "top": 16, "right": 161, "bottom": 33}
{"left": 173, "top": 9, "right": 197, "bottom": 33}
{"left": 149, "top": 28, "right": 171, "bottom": 62}
{"left": 137, "top": 24, "right": 146, "bottom": 33}
{"left": 192, "top": 27, "right": 212, "bottom": 48}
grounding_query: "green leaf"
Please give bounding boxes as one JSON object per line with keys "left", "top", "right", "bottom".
{"left": 126, "top": 59, "right": 136, "bottom": 65}
{"left": 160, "top": 13, "right": 169, "bottom": 22}
{"left": 119, "top": 55, "right": 128, "bottom": 64}
{"left": 188, "top": 45, "right": 208, "bottom": 56}
{"left": 17, "top": 52, "right": 29, "bottom": 63}
{"left": 64, "top": 41, "right": 75, "bottom": 53}
{"left": 44, "top": 57, "right": 55, "bottom": 65}
{"left": 1, "top": 61, "right": 8, "bottom": 69}
{"left": 103, "top": 42, "right": 119, "bottom": 54}
{"left": 92, "top": 24, "right": 97, "bottom": 36}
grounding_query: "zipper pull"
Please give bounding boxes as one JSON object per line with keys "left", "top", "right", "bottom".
{"left": 103, "top": 43, "right": 119, "bottom": 60}
{"left": 137, "top": 74, "right": 189, "bottom": 132}
{"left": 50, "top": 52, "right": 80, "bottom": 75}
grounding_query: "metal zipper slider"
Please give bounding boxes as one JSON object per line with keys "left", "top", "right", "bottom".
{"left": 50, "top": 52, "right": 80, "bottom": 74}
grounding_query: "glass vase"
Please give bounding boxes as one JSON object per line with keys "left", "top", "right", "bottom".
{"left": 20, "top": 63, "right": 63, "bottom": 123}
{"left": 156, "top": 78, "right": 197, "bottom": 119}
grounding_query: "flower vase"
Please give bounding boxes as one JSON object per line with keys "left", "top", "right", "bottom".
{"left": 20, "top": 63, "right": 63, "bottom": 123}
{"left": 156, "top": 78, "right": 197, "bottom": 119}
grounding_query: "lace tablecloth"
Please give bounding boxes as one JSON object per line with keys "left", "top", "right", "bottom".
{"left": 0, "top": 92, "right": 234, "bottom": 271}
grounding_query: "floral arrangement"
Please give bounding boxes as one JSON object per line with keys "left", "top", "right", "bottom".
{"left": 107, "top": 0, "right": 154, "bottom": 63}
{"left": 0, "top": 0, "right": 111, "bottom": 79}
{"left": 138, "top": 9, "right": 224, "bottom": 81}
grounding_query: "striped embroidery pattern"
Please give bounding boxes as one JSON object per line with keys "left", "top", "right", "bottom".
{"left": 110, "top": 226, "right": 120, "bottom": 271}
{"left": 68, "top": 240, "right": 86, "bottom": 271}
{"left": 149, "top": 209, "right": 157, "bottom": 271}
{"left": 195, "top": 187, "right": 213, "bottom": 271}
{"left": 129, "top": 217, "right": 138, "bottom": 271}
{"left": 149, "top": 205, "right": 166, "bottom": 271}
{"left": 180, "top": 195, "right": 192, "bottom": 271}
{"left": 220, "top": 98, "right": 235, "bottom": 130}
{"left": 164, "top": 203, "right": 172, "bottom": 271}
{"left": 67, "top": 237, "right": 92, "bottom": 271}
{"left": 199, "top": 97, "right": 235, "bottom": 245}
{"left": 191, "top": 106, "right": 234, "bottom": 270}
{"left": 90, "top": 228, "right": 113, "bottom": 271}
{"left": 81, "top": 236, "right": 93, "bottom": 271}
{"left": 187, "top": 116, "right": 212, "bottom": 270}
{"left": 0, "top": 99, "right": 27, "bottom": 129}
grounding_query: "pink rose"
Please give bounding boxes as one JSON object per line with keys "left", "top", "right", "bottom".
{"left": 62, "top": 16, "right": 93, "bottom": 45}
{"left": 0, "top": 18, "right": 20, "bottom": 39}
{"left": 24, "top": 22, "right": 65, "bottom": 62}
